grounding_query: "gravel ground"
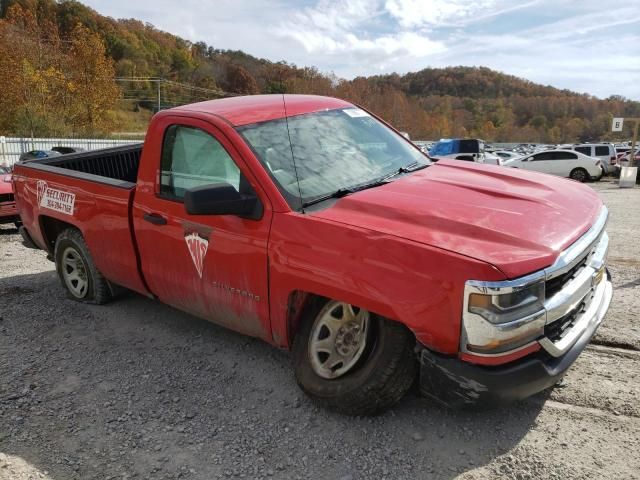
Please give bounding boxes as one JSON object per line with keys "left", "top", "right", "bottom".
{"left": 1, "top": 178, "right": 639, "bottom": 479}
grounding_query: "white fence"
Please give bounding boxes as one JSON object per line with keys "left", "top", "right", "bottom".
{"left": 0, "top": 136, "right": 142, "bottom": 167}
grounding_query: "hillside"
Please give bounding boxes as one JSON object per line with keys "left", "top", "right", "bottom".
{"left": 1, "top": 0, "right": 639, "bottom": 141}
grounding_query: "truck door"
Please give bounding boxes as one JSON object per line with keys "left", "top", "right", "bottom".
{"left": 132, "top": 116, "right": 272, "bottom": 340}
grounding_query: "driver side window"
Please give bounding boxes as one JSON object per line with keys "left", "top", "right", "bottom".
{"left": 160, "top": 125, "right": 241, "bottom": 200}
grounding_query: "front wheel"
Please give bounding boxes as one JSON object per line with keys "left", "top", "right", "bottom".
{"left": 292, "top": 299, "right": 416, "bottom": 416}
{"left": 570, "top": 168, "right": 588, "bottom": 182}
{"left": 54, "top": 228, "right": 112, "bottom": 304}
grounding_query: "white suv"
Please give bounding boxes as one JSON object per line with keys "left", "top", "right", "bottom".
{"left": 572, "top": 144, "right": 616, "bottom": 174}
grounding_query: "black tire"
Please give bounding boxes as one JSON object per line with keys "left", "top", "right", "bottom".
{"left": 292, "top": 299, "right": 416, "bottom": 416}
{"left": 570, "top": 168, "right": 588, "bottom": 182}
{"left": 54, "top": 228, "right": 112, "bottom": 304}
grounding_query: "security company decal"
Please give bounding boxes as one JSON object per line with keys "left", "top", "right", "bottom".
{"left": 185, "top": 232, "right": 209, "bottom": 278}
{"left": 37, "top": 180, "right": 75, "bottom": 216}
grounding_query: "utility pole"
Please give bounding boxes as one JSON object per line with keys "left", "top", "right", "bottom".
{"left": 629, "top": 118, "right": 639, "bottom": 168}
{"left": 157, "top": 79, "right": 162, "bottom": 112}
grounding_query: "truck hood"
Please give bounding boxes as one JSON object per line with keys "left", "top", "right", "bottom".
{"left": 311, "top": 160, "right": 603, "bottom": 279}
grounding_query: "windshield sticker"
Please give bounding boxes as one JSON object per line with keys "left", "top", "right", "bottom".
{"left": 37, "top": 180, "right": 75, "bottom": 216}
{"left": 343, "top": 108, "right": 371, "bottom": 118}
{"left": 185, "top": 232, "right": 209, "bottom": 278}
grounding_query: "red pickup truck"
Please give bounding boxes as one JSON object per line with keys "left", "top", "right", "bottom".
{"left": 12, "top": 95, "right": 612, "bottom": 415}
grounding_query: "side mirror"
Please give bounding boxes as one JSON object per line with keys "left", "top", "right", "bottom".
{"left": 184, "top": 183, "right": 261, "bottom": 218}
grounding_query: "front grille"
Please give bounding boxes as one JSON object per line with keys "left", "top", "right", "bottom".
{"left": 544, "top": 288, "right": 596, "bottom": 342}
{"left": 545, "top": 256, "right": 588, "bottom": 298}
{"left": 0, "top": 193, "right": 14, "bottom": 203}
{"left": 545, "top": 232, "right": 603, "bottom": 299}
{"left": 545, "top": 303, "right": 582, "bottom": 342}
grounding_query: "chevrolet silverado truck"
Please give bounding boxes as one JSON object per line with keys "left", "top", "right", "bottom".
{"left": 12, "top": 95, "right": 612, "bottom": 415}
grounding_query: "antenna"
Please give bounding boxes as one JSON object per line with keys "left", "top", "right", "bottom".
{"left": 281, "top": 94, "right": 305, "bottom": 213}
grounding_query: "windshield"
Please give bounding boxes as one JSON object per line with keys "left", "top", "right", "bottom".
{"left": 238, "top": 107, "right": 428, "bottom": 209}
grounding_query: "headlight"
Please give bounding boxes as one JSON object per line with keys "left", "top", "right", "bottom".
{"left": 468, "top": 281, "right": 544, "bottom": 324}
{"left": 462, "top": 276, "right": 546, "bottom": 355}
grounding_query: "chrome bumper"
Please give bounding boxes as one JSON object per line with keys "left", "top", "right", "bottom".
{"left": 540, "top": 270, "right": 612, "bottom": 357}
{"left": 461, "top": 207, "right": 612, "bottom": 360}
{"left": 539, "top": 210, "right": 611, "bottom": 357}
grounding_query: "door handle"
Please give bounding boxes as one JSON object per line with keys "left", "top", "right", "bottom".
{"left": 143, "top": 213, "right": 167, "bottom": 225}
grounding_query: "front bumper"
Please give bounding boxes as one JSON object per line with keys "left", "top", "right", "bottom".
{"left": 418, "top": 273, "right": 612, "bottom": 408}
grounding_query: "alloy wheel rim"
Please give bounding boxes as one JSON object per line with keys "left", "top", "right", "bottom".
{"left": 308, "top": 301, "right": 370, "bottom": 379}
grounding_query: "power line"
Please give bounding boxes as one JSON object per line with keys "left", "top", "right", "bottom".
{"left": 115, "top": 77, "right": 236, "bottom": 110}
{"left": 116, "top": 77, "right": 230, "bottom": 96}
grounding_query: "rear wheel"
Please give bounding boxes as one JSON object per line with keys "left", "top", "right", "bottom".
{"left": 54, "top": 228, "right": 112, "bottom": 304}
{"left": 570, "top": 168, "right": 588, "bottom": 182}
{"left": 292, "top": 299, "right": 416, "bottom": 416}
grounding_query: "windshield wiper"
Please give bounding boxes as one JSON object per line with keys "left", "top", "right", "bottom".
{"left": 302, "top": 178, "right": 394, "bottom": 208}
{"left": 301, "top": 162, "right": 429, "bottom": 209}
{"left": 398, "top": 161, "right": 429, "bottom": 174}
{"left": 302, "top": 187, "right": 357, "bottom": 208}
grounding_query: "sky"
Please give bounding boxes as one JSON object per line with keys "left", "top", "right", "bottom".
{"left": 82, "top": 0, "right": 640, "bottom": 100}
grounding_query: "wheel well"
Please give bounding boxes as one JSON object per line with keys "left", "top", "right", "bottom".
{"left": 286, "top": 291, "right": 321, "bottom": 347}
{"left": 39, "top": 216, "right": 78, "bottom": 253}
{"left": 285, "top": 291, "right": 417, "bottom": 349}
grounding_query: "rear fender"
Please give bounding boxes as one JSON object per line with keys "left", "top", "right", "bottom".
{"left": 39, "top": 215, "right": 80, "bottom": 254}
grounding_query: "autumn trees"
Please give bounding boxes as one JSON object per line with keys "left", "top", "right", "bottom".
{"left": 67, "top": 23, "right": 120, "bottom": 133}
{"left": 0, "top": 3, "right": 119, "bottom": 137}
{"left": 1, "top": 0, "right": 639, "bottom": 142}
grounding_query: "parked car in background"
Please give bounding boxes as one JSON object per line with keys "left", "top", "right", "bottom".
{"left": 612, "top": 150, "right": 640, "bottom": 180}
{"left": 503, "top": 149, "right": 603, "bottom": 182}
{"left": 484, "top": 151, "right": 502, "bottom": 165}
{"left": 51, "top": 146, "right": 86, "bottom": 155}
{"left": 615, "top": 150, "right": 640, "bottom": 163}
{"left": 18, "top": 150, "right": 62, "bottom": 162}
{"left": 428, "top": 138, "right": 487, "bottom": 163}
{"left": 413, "top": 140, "right": 434, "bottom": 154}
{"left": 571, "top": 143, "right": 616, "bottom": 174}
{"left": 0, "top": 170, "right": 19, "bottom": 227}
{"left": 494, "top": 150, "right": 520, "bottom": 161}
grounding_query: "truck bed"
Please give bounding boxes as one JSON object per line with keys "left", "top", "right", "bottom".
{"left": 12, "top": 143, "right": 149, "bottom": 297}
{"left": 23, "top": 144, "right": 143, "bottom": 187}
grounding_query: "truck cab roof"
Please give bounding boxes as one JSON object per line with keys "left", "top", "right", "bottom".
{"left": 171, "top": 94, "right": 352, "bottom": 127}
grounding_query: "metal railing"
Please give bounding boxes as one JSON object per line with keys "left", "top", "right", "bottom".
{"left": 0, "top": 136, "right": 143, "bottom": 167}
